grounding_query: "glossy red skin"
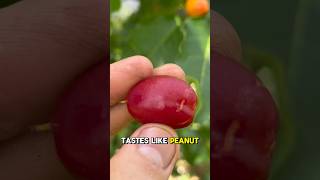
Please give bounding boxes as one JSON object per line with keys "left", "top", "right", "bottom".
{"left": 212, "top": 52, "right": 278, "bottom": 180}
{"left": 127, "top": 75, "right": 197, "bottom": 129}
{"left": 52, "top": 61, "right": 108, "bottom": 180}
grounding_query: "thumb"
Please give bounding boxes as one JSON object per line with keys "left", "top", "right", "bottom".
{"left": 110, "top": 124, "right": 180, "bottom": 180}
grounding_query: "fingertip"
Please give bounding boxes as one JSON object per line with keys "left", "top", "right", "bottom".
{"left": 134, "top": 124, "right": 180, "bottom": 167}
{"left": 154, "top": 64, "right": 186, "bottom": 81}
{"left": 111, "top": 124, "right": 180, "bottom": 180}
{"left": 110, "top": 104, "right": 132, "bottom": 136}
{"left": 131, "top": 123, "right": 180, "bottom": 170}
{"left": 133, "top": 123, "right": 178, "bottom": 138}
{"left": 110, "top": 56, "right": 154, "bottom": 105}
{"left": 121, "top": 55, "right": 154, "bottom": 78}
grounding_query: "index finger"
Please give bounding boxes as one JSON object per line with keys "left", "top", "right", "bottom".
{"left": 110, "top": 56, "right": 153, "bottom": 106}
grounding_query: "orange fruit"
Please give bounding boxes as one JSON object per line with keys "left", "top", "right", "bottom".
{"left": 185, "top": 0, "right": 209, "bottom": 17}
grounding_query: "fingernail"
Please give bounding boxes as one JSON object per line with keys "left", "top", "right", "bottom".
{"left": 138, "top": 127, "right": 176, "bottom": 168}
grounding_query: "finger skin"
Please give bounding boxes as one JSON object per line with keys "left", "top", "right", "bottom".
{"left": 110, "top": 124, "right": 180, "bottom": 180}
{"left": 153, "top": 63, "right": 186, "bottom": 81}
{"left": 0, "top": 0, "right": 107, "bottom": 141}
{"left": 110, "top": 63, "right": 186, "bottom": 135}
{"left": 110, "top": 104, "right": 132, "bottom": 136}
{"left": 0, "top": 131, "right": 72, "bottom": 180}
{"left": 110, "top": 56, "right": 153, "bottom": 106}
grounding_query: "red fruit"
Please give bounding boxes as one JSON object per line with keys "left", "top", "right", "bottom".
{"left": 52, "top": 61, "right": 108, "bottom": 180}
{"left": 212, "top": 52, "right": 278, "bottom": 180}
{"left": 127, "top": 75, "right": 197, "bottom": 129}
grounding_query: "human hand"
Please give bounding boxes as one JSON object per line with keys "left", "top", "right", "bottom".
{"left": 0, "top": 0, "right": 184, "bottom": 179}
{"left": 110, "top": 56, "right": 184, "bottom": 180}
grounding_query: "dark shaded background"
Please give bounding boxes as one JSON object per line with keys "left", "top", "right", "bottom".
{"left": 215, "top": 0, "right": 320, "bottom": 179}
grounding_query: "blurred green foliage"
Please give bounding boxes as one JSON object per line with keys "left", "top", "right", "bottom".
{"left": 111, "top": 0, "right": 210, "bottom": 179}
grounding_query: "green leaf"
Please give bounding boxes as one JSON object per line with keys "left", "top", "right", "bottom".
{"left": 176, "top": 18, "right": 210, "bottom": 176}
{"left": 178, "top": 18, "right": 211, "bottom": 125}
{"left": 110, "top": 0, "right": 121, "bottom": 12}
{"left": 137, "top": 0, "right": 184, "bottom": 20}
{"left": 112, "top": 16, "right": 185, "bottom": 65}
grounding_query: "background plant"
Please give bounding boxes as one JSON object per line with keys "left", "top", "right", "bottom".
{"left": 110, "top": 0, "right": 210, "bottom": 179}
